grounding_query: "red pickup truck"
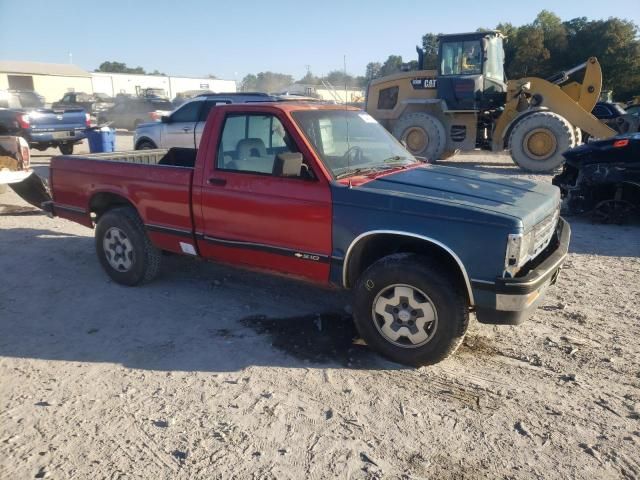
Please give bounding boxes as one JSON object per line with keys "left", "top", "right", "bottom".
{"left": 45, "top": 102, "right": 570, "bottom": 365}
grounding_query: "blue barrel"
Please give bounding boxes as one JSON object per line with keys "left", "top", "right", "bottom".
{"left": 86, "top": 128, "right": 116, "bottom": 153}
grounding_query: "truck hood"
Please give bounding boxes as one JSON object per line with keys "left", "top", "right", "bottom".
{"left": 361, "top": 165, "right": 560, "bottom": 231}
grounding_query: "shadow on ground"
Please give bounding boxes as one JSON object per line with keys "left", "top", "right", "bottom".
{"left": 0, "top": 227, "right": 396, "bottom": 373}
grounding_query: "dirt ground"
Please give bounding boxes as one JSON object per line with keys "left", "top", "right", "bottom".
{"left": 1, "top": 135, "right": 639, "bottom": 480}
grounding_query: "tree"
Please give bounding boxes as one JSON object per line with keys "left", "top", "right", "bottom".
{"left": 421, "top": 33, "right": 439, "bottom": 69}
{"left": 96, "top": 61, "right": 146, "bottom": 74}
{"left": 365, "top": 62, "right": 382, "bottom": 80}
{"left": 379, "top": 55, "right": 404, "bottom": 77}
{"left": 324, "top": 70, "right": 358, "bottom": 87}
{"left": 506, "top": 25, "right": 550, "bottom": 78}
{"left": 240, "top": 72, "right": 294, "bottom": 92}
{"left": 533, "top": 10, "right": 568, "bottom": 72}
{"left": 296, "top": 71, "right": 320, "bottom": 85}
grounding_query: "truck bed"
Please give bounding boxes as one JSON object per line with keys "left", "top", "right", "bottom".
{"left": 50, "top": 148, "right": 197, "bottom": 242}
{"left": 64, "top": 147, "right": 197, "bottom": 168}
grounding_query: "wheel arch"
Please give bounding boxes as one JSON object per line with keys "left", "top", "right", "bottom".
{"left": 342, "top": 230, "right": 474, "bottom": 305}
{"left": 134, "top": 136, "right": 157, "bottom": 150}
{"left": 88, "top": 191, "right": 138, "bottom": 222}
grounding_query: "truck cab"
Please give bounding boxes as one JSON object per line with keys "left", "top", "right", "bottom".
{"left": 434, "top": 31, "right": 507, "bottom": 111}
{"left": 47, "top": 103, "right": 570, "bottom": 366}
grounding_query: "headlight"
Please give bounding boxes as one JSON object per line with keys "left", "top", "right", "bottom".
{"left": 504, "top": 231, "right": 533, "bottom": 277}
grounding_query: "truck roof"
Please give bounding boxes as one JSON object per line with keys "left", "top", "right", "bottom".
{"left": 214, "top": 102, "right": 362, "bottom": 113}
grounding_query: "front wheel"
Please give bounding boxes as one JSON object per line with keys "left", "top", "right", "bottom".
{"left": 509, "top": 111, "right": 574, "bottom": 172}
{"left": 352, "top": 254, "right": 469, "bottom": 366}
{"left": 95, "top": 206, "right": 161, "bottom": 286}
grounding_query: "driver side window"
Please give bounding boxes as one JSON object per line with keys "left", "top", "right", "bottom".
{"left": 217, "top": 113, "right": 303, "bottom": 176}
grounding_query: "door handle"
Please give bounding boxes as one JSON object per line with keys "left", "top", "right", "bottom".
{"left": 208, "top": 177, "right": 227, "bottom": 186}
{"left": 182, "top": 127, "right": 191, "bottom": 132}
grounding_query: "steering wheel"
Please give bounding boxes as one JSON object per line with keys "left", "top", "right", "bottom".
{"left": 342, "top": 146, "right": 364, "bottom": 164}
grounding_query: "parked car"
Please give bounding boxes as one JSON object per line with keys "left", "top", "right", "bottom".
{"left": 583, "top": 102, "right": 636, "bottom": 143}
{"left": 52, "top": 92, "right": 114, "bottom": 115}
{"left": 172, "top": 90, "right": 213, "bottom": 107}
{"left": 45, "top": 102, "right": 570, "bottom": 366}
{"left": 134, "top": 92, "right": 284, "bottom": 149}
{"left": 97, "top": 97, "right": 174, "bottom": 130}
{"left": 0, "top": 89, "right": 89, "bottom": 155}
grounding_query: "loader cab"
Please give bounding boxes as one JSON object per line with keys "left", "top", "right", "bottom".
{"left": 435, "top": 31, "right": 507, "bottom": 111}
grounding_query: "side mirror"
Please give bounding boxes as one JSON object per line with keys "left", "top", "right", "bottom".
{"left": 273, "top": 152, "right": 303, "bottom": 177}
{"left": 161, "top": 115, "right": 170, "bottom": 123}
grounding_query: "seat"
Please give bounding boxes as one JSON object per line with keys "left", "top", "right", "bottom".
{"left": 236, "top": 138, "right": 267, "bottom": 159}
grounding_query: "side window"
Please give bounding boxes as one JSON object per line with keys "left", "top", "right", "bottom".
{"left": 171, "top": 101, "right": 201, "bottom": 122}
{"left": 198, "top": 100, "right": 230, "bottom": 122}
{"left": 377, "top": 86, "right": 398, "bottom": 110}
{"left": 62, "top": 94, "right": 72, "bottom": 103}
{"left": 217, "top": 114, "right": 299, "bottom": 176}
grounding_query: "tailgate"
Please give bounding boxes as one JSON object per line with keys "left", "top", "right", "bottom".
{"left": 28, "top": 108, "right": 87, "bottom": 132}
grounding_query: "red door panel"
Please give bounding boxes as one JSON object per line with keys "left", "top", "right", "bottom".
{"left": 194, "top": 109, "right": 332, "bottom": 283}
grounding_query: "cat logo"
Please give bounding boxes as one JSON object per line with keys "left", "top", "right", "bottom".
{"left": 294, "top": 252, "right": 320, "bottom": 261}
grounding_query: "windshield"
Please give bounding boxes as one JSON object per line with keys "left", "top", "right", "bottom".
{"left": 292, "top": 110, "right": 418, "bottom": 179}
{"left": 440, "top": 40, "right": 482, "bottom": 76}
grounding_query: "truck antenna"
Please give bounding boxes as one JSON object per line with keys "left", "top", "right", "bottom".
{"left": 344, "top": 54, "right": 352, "bottom": 187}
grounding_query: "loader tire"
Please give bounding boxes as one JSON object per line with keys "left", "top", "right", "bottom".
{"left": 392, "top": 112, "right": 446, "bottom": 161}
{"left": 509, "top": 112, "right": 575, "bottom": 172}
{"left": 440, "top": 149, "right": 460, "bottom": 160}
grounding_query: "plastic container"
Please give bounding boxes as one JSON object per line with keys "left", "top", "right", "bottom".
{"left": 86, "top": 127, "right": 116, "bottom": 153}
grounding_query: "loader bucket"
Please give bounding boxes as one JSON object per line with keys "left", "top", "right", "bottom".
{"left": 7, "top": 172, "right": 52, "bottom": 209}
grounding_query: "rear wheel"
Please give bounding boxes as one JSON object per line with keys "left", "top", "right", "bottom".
{"left": 392, "top": 112, "right": 446, "bottom": 161}
{"left": 136, "top": 139, "right": 157, "bottom": 150}
{"left": 352, "top": 254, "right": 469, "bottom": 366}
{"left": 509, "top": 112, "right": 574, "bottom": 172}
{"left": 59, "top": 143, "right": 74, "bottom": 155}
{"left": 95, "top": 206, "right": 161, "bottom": 286}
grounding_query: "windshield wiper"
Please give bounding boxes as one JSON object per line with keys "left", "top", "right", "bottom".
{"left": 335, "top": 166, "right": 383, "bottom": 179}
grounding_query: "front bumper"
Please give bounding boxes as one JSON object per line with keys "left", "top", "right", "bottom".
{"left": 475, "top": 218, "right": 571, "bottom": 325}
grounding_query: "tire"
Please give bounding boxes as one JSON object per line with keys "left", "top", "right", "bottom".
{"left": 135, "top": 139, "right": 157, "bottom": 150}
{"left": 95, "top": 206, "right": 161, "bottom": 286}
{"left": 392, "top": 112, "right": 446, "bottom": 161}
{"left": 509, "top": 112, "right": 574, "bottom": 172}
{"left": 59, "top": 143, "right": 74, "bottom": 155}
{"left": 440, "top": 149, "right": 460, "bottom": 160}
{"left": 352, "top": 253, "right": 469, "bottom": 366}
{"left": 573, "top": 126, "right": 582, "bottom": 146}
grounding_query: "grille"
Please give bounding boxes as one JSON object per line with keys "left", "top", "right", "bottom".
{"left": 531, "top": 207, "right": 560, "bottom": 258}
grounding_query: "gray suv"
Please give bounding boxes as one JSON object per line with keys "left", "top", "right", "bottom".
{"left": 134, "top": 92, "right": 282, "bottom": 150}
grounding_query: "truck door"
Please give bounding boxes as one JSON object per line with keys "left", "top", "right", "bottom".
{"left": 163, "top": 100, "right": 203, "bottom": 148}
{"left": 195, "top": 111, "right": 332, "bottom": 283}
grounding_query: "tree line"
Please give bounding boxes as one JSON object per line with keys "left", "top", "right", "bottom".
{"left": 96, "top": 11, "right": 640, "bottom": 101}
{"left": 241, "top": 11, "right": 639, "bottom": 101}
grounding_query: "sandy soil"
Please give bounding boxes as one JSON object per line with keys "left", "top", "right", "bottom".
{"left": 1, "top": 137, "right": 639, "bottom": 479}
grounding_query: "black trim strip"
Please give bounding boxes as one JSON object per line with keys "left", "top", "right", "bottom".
{"left": 197, "top": 233, "right": 332, "bottom": 264}
{"left": 53, "top": 203, "right": 86, "bottom": 215}
{"left": 145, "top": 224, "right": 194, "bottom": 238}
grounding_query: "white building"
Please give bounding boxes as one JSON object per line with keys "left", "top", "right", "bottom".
{"left": 92, "top": 72, "right": 236, "bottom": 98}
{"left": 0, "top": 61, "right": 93, "bottom": 103}
{"left": 0, "top": 60, "right": 236, "bottom": 103}
{"left": 283, "top": 83, "right": 365, "bottom": 103}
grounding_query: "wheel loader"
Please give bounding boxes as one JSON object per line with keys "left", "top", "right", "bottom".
{"left": 365, "top": 31, "right": 639, "bottom": 172}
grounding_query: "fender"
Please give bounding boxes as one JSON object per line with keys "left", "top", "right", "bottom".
{"left": 342, "top": 230, "right": 475, "bottom": 305}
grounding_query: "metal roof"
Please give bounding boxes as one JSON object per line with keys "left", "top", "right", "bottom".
{"left": 0, "top": 60, "right": 91, "bottom": 77}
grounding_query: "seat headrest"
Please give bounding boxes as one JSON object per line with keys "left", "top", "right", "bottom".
{"left": 237, "top": 138, "right": 267, "bottom": 158}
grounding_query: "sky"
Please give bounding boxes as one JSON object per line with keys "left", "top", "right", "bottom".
{"left": 1, "top": 0, "right": 638, "bottom": 82}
